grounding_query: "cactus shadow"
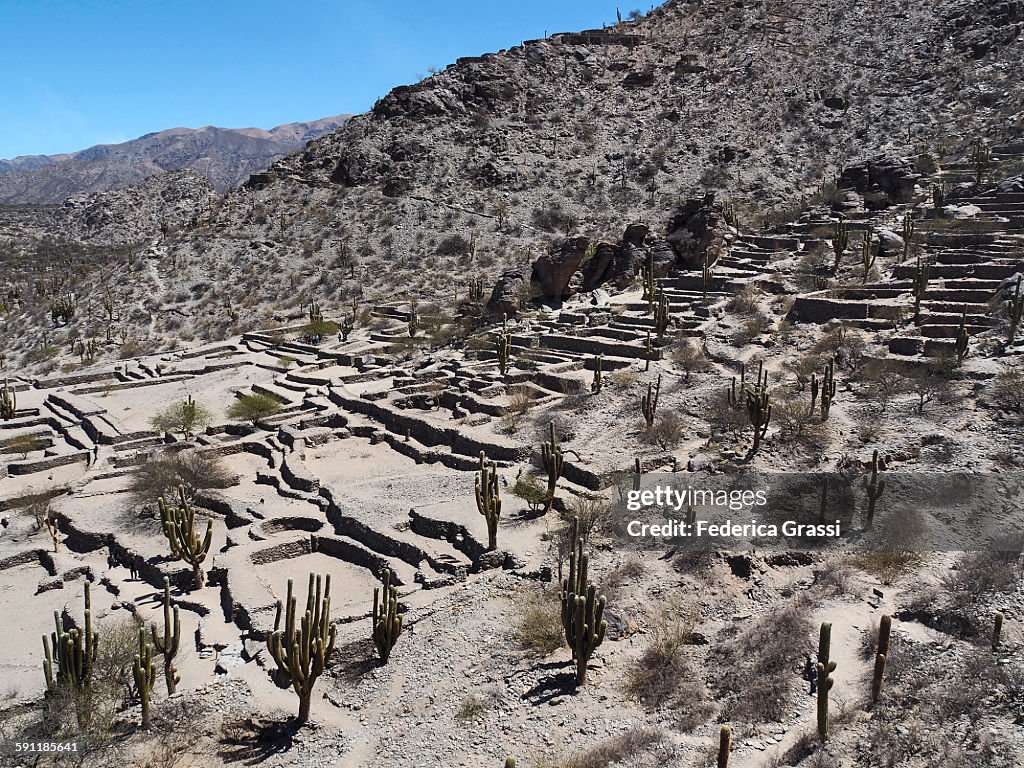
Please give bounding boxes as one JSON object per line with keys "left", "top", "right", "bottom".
{"left": 217, "top": 715, "right": 301, "bottom": 765}
{"left": 508, "top": 505, "right": 549, "bottom": 524}
{"left": 521, "top": 664, "right": 578, "bottom": 704}
{"left": 331, "top": 638, "right": 379, "bottom": 684}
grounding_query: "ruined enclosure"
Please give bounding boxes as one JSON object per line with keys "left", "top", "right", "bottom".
{"left": 2, "top": 0, "right": 1024, "bottom": 765}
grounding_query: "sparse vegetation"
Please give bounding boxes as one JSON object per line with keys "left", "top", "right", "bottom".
{"left": 3, "top": 2, "right": 1024, "bottom": 763}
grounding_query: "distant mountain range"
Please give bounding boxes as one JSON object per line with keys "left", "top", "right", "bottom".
{"left": 0, "top": 115, "right": 350, "bottom": 205}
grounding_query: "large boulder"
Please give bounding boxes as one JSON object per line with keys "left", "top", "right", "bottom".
{"left": 609, "top": 242, "right": 647, "bottom": 289}
{"left": 531, "top": 236, "right": 590, "bottom": 302}
{"left": 666, "top": 194, "right": 724, "bottom": 269}
{"left": 997, "top": 177, "right": 1024, "bottom": 195}
{"left": 648, "top": 238, "right": 676, "bottom": 277}
{"left": 579, "top": 227, "right": 681, "bottom": 292}
{"left": 837, "top": 156, "right": 919, "bottom": 208}
{"left": 486, "top": 270, "right": 527, "bottom": 317}
{"left": 623, "top": 222, "right": 650, "bottom": 246}
{"left": 580, "top": 242, "right": 618, "bottom": 292}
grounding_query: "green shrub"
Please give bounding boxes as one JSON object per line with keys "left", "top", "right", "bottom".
{"left": 226, "top": 393, "right": 282, "bottom": 425}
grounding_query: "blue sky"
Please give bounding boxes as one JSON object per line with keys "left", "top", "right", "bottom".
{"left": 0, "top": 0, "right": 637, "bottom": 159}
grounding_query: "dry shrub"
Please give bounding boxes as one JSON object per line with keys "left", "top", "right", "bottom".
{"left": 671, "top": 338, "right": 709, "bottom": 379}
{"left": 129, "top": 449, "right": 235, "bottom": 509}
{"left": 513, "top": 587, "right": 564, "bottom": 656}
{"left": 456, "top": 685, "right": 504, "bottom": 720}
{"left": 512, "top": 472, "right": 550, "bottom": 513}
{"left": 717, "top": 597, "right": 814, "bottom": 723}
{"left": 507, "top": 384, "right": 536, "bottom": 415}
{"left": 563, "top": 496, "right": 610, "bottom": 540}
{"left": 944, "top": 551, "right": 1022, "bottom": 597}
{"left": 608, "top": 369, "right": 639, "bottom": 389}
{"left": 783, "top": 353, "right": 824, "bottom": 391}
{"left": 707, "top": 387, "right": 748, "bottom": 433}
{"left": 642, "top": 409, "right": 686, "bottom": 448}
{"left": 500, "top": 385, "right": 536, "bottom": 433}
{"left": 850, "top": 550, "right": 923, "bottom": 586}
{"left": 902, "top": 551, "right": 1024, "bottom": 638}
{"left": 990, "top": 370, "right": 1024, "bottom": 414}
{"left": 623, "top": 603, "right": 712, "bottom": 729}
{"left": 726, "top": 284, "right": 762, "bottom": 315}
{"left": 601, "top": 558, "right": 645, "bottom": 603}
{"left": 811, "top": 559, "right": 855, "bottom": 596}
{"left": 562, "top": 727, "right": 670, "bottom": 768}
{"left": 772, "top": 390, "right": 828, "bottom": 448}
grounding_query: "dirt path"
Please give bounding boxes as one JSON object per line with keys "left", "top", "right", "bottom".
{"left": 737, "top": 595, "right": 882, "bottom": 767}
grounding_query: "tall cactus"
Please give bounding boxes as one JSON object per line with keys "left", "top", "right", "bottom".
{"left": 45, "top": 511, "right": 60, "bottom": 552}
{"left": 497, "top": 314, "right": 512, "bottom": 376}
{"left": 408, "top": 302, "right": 419, "bottom": 338}
{"left": 702, "top": 255, "right": 714, "bottom": 304}
{"left": 475, "top": 451, "right": 502, "bottom": 551}
{"left": 42, "top": 582, "right": 98, "bottom": 728}
{"left": 159, "top": 485, "right": 212, "bottom": 590}
{"left": 861, "top": 234, "right": 877, "bottom": 283}
{"left": 641, "top": 374, "right": 661, "bottom": 429}
{"left": 1008, "top": 275, "right": 1023, "bottom": 343}
{"left": 560, "top": 517, "right": 607, "bottom": 686}
{"left": 866, "top": 449, "right": 886, "bottom": 529}
{"left": 1, "top": 378, "right": 16, "bottom": 420}
{"left": 972, "top": 139, "right": 992, "bottom": 185}
{"left": 541, "top": 421, "right": 564, "bottom": 513}
{"left": 268, "top": 573, "right": 337, "bottom": 723}
{"left": 718, "top": 724, "right": 732, "bottom": 768}
{"left": 993, "top": 611, "right": 1004, "bottom": 651}
{"left": 746, "top": 367, "right": 771, "bottom": 453}
{"left": 817, "top": 622, "right": 836, "bottom": 742}
{"left": 819, "top": 359, "right": 837, "bottom": 420}
{"left": 372, "top": 569, "right": 403, "bottom": 664}
{"left": 308, "top": 300, "right": 324, "bottom": 327}
{"left": 642, "top": 250, "right": 656, "bottom": 305}
{"left": 871, "top": 614, "right": 892, "bottom": 703}
{"left": 133, "top": 627, "right": 156, "bottom": 729}
{"left": 902, "top": 212, "right": 915, "bottom": 260}
{"left": 151, "top": 577, "right": 181, "bottom": 695}
{"left": 654, "top": 289, "right": 670, "bottom": 338}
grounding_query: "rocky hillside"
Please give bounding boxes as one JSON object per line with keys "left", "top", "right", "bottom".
{"left": 171, "top": 0, "right": 1022, "bottom": 313}
{"left": 0, "top": 115, "right": 350, "bottom": 204}
{"left": 3, "top": 0, "right": 1024, "bottom": 358}
{"left": 53, "top": 169, "right": 218, "bottom": 244}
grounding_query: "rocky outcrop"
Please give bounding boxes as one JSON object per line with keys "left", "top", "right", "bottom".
{"left": 838, "top": 156, "right": 920, "bottom": 209}
{"left": 666, "top": 194, "right": 726, "bottom": 269}
{"left": 53, "top": 170, "right": 217, "bottom": 244}
{"left": 580, "top": 242, "right": 619, "bottom": 292}
{"left": 486, "top": 270, "right": 527, "bottom": 317}
{"left": 531, "top": 236, "right": 589, "bottom": 302}
{"left": 577, "top": 224, "right": 680, "bottom": 293}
